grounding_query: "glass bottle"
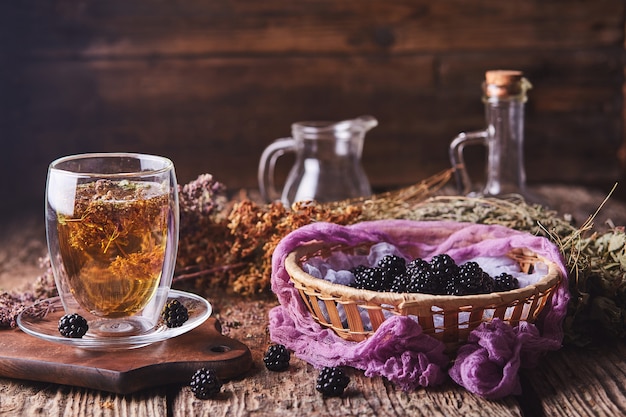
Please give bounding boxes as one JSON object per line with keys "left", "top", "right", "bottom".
{"left": 449, "top": 70, "right": 532, "bottom": 198}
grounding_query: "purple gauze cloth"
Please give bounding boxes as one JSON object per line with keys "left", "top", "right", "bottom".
{"left": 268, "top": 220, "right": 570, "bottom": 397}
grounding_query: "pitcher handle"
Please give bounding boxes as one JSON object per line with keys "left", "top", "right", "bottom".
{"left": 449, "top": 130, "right": 489, "bottom": 195}
{"left": 258, "top": 137, "right": 296, "bottom": 202}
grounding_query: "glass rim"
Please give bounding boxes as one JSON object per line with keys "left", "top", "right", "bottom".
{"left": 49, "top": 152, "right": 174, "bottom": 177}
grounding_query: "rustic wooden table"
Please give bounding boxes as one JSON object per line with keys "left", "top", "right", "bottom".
{"left": 1, "top": 185, "right": 626, "bottom": 417}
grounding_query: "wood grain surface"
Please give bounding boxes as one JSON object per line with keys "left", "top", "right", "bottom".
{"left": 524, "top": 342, "right": 626, "bottom": 416}
{"left": 0, "top": 318, "right": 252, "bottom": 394}
{"left": 2, "top": 291, "right": 625, "bottom": 417}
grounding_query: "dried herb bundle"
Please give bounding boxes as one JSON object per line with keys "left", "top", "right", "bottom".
{"left": 561, "top": 225, "right": 626, "bottom": 345}
{"left": 0, "top": 257, "right": 56, "bottom": 328}
{"left": 176, "top": 169, "right": 453, "bottom": 296}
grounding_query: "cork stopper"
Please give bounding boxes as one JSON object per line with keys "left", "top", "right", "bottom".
{"left": 483, "top": 70, "right": 531, "bottom": 99}
{"left": 485, "top": 70, "right": 523, "bottom": 85}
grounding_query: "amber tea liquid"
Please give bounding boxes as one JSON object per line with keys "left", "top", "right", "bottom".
{"left": 55, "top": 179, "right": 168, "bottom": 318}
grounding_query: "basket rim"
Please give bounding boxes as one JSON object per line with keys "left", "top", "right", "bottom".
{"left": 285, "top": 240, "right": 562, "bottom": 309}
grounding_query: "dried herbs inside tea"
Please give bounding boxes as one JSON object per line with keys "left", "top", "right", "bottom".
{"left": 53, "top": 179, "right": 169, "bottom": 318}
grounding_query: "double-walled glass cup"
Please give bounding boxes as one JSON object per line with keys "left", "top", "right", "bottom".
{"left": 45, "top": 153, "right": 179, "bottom": 337}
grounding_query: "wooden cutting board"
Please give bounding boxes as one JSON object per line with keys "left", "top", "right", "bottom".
{"left": 0, "top": 318, "right": 252, "bottom": 394}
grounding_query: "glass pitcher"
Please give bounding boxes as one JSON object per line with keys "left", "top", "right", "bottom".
{"left": 258, "top": 115, "right": 377, "bottom": 206}
{"left": 449, "top": 70, "right": 532, "bottom": 198}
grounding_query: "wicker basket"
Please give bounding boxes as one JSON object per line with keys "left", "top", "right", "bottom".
{"left": 285, "top": 241, "right": 562, "bottom": 351}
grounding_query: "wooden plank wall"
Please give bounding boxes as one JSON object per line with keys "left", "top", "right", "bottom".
{"left": 1, "top": 0, "right": 624, "bottom": 214}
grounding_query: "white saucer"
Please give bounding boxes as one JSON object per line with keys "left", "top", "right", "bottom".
{"left": 17, "top": 289, "right": 212, "bottom": 350}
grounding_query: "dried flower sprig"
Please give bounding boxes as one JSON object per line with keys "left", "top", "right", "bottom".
{"left": 175, "top": 174, "right": 233, "bottom": 285}
{"left": 0, "top": 292, "right": 38, "bottom": 328}
{"left": 225, "top": 199, "right": 364, "bottom": 295}
{"left": 0, "top": 256, "right": 56, "bottom": 328}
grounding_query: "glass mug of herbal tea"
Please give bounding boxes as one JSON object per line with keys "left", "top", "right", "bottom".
{"left": 45, "top": 153, "right": 179, "bottom": 337}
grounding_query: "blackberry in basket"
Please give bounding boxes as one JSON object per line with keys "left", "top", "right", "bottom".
{"left": 377, "top": 255, "right": 406, "bottom": 288}
{"left": 315, "top": 366, "right": 350, "bottom": 397}
{"left": 480, "top": 272, "right": 496, "bottom": 294}
{"left": 430, "top": 254, "right": 460, "bottom": 278}
{"left": 406, "top": 258, "right": 430, "bottom": 277}
{"left": 389, "top": 272, "right": 411, "bottom": 293}
{"left": 406, "top": 268, "right": 445, "bottom": 295}
{"left": 58, "top": 313, "right": 89, "bottom": 338}
{"left": 263, "top": 344, "right": 290, "bottom": 372}
{"left": 190, "top": 368, "right": 222, "bottom": 399}
{"left": 352, "top": 266, "right": 387, "bottom": 291}
{"left": 494, "top": 272, "right": 519, "bottom": 292}
{"left": 377, "top": 254, "right": 406, "bottom": 272}
{"left": 446, "top": 261, "right": 486, "bottom": 296}
{"left": 349, "top": 264, "right": 367, "bottom": 286}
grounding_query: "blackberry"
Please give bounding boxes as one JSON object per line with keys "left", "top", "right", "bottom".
{"left": 443, "top": 277, "right": 463, "bottom": 296}
{"left": 494, "top": 273, "right": 519, "bottom": 292}
{"left": 430, "top": 254, "right": 460, "bottom": 277}
{"left": 406, "top": 258, "right": 430, "bottom": 277}
{"left": 377, "top": 255, "right": 406, "bottom": 272}
{"left": 459, "top": 261, "right": 482, "bottom": 279}
{"left": 350, "top": 264, "right": 369, "bottom": 277}
{"left": 315, "top": 366, "right": 350, "bottom": 397}
{"left": 447, "top": 261, "right": 485, "bottom": 296}
{"left": 405, "top": 258, "right": 442, "bottom": 294}
{"left": 58, "top": 313, "right": 89, "bottom": 338}
{"left": 349, "top": 265, "right": 368, "bottom": 288}
{"left": 352, "top": 266, "right": 386, "bottom": 291}
{"left": 406, "top": 268, "right": 444, "bottom": 294}
{"left": 389, "top": 272, "right": 411, "bottom": 293}
{"left": 263, "top": 344, "right": 290, "bottom": 372}
{"left": 189, "top": 368, "right": 222, "bottom": 399}
{"left": 162, "top": 299, "right": 189, "bottom": 328}
{"left": 480, "top": 272, "right": 496, "bottom": 294}
{"left": 377, "top": 255, "right": 406, "bottom": 287}
{"left": 430, "top": 254, "right": 460, "bottom": 295}
{"left": 378, "top": 255, "right": 406, "bottom": 277}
